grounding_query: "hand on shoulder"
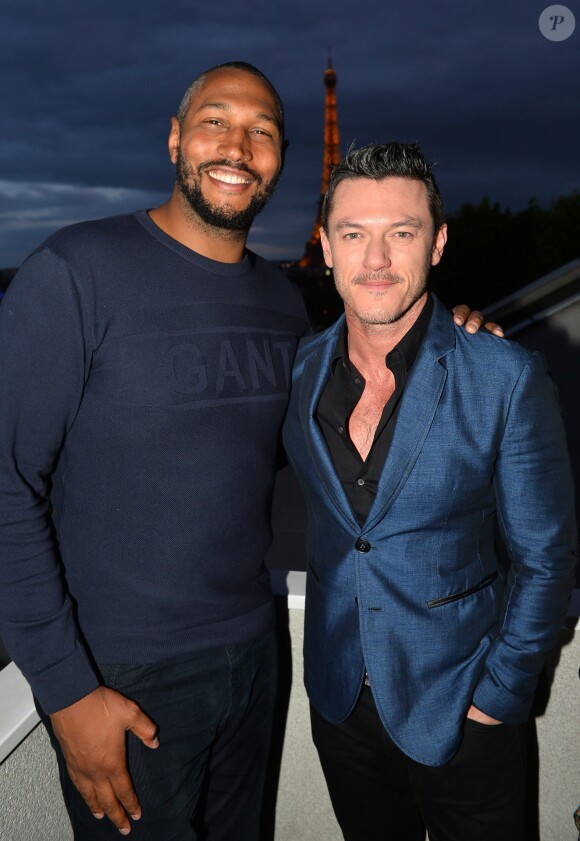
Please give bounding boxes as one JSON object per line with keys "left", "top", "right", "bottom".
{"left": 452, "top": 304, "right": 504, "bottom": 337}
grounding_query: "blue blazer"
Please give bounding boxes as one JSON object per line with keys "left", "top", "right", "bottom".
{"left": 283, "top": 295, "right": 577, "bottom": 766}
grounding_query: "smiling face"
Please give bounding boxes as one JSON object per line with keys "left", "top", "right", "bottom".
{"left": 321, "top": 177, "right": 447, "bottom": 329}
{"left": 168, "top": 67, "right": 284, "bottom": 232}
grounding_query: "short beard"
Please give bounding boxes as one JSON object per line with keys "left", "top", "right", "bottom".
{"left": 175, "top": 150, "right": 280, "bottom": 234}
{"left": 347, "top": 266, "right": 429, "bottom": 325}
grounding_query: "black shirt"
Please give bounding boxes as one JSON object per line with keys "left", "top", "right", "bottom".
{"left": 316, "top": 296, "right": 433, "bottom": 525}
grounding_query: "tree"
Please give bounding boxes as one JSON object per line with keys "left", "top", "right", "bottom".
{"left": 431, "top": 191, "right": 580, "bottom": 308}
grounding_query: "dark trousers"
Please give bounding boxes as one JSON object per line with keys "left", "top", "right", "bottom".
{"left": 39, "top": 631, "right": 277, "bottom": 841}
{"left": 311, "top": 685, "right": 527, "bottom": 841}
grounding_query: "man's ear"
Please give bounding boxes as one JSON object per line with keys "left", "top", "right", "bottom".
{"left": 431, "top": 224, "right": 448, "bottom": 266}
{"left": 320, "top": 228, "right": 333, "bottom": 269}
{"left": 168, "top": 116, "right": 181, "bottom": 166}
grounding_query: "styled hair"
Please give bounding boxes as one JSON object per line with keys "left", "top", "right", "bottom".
{"left": 176, "top": 61, "right": 285, "bottom": 138}
{"left": 321, "top": 142, "right": 445, "bottom": 234}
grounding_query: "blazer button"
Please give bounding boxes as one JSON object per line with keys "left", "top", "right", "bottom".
{"left": 355, "top": 538, "right": 371, "bottom": 553}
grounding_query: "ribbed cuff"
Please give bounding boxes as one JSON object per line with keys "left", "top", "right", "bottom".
{"left": 26, "top": 643, "right": 100, "bottom": 714}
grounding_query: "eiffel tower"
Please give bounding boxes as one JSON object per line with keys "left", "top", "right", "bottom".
{"left": 299, "top": 57, "right": 341, "bottom": 268}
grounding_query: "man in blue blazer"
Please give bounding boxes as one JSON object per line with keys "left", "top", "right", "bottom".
{"left": 283, "top": 142, "right": 577, "bottom": 841}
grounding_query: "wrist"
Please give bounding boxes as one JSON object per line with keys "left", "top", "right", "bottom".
{"left": 466, "top": 704, "right": 502, "bottom": 725}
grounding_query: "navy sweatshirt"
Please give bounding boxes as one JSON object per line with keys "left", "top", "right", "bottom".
{"left": 0, "top": 211, "right": 309, "bottom": 713}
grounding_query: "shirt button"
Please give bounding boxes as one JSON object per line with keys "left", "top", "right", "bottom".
{"left": 354, "top": 378, "right": 361, "bottom": 384}
{"left": 355, "top": 539, "right": 371, "bottom": 553}
{"left": 357, "top": 478, "right": 365, "bottom": 486}
{"left": 338, "top": 426, "right": 344, "bottom": 434}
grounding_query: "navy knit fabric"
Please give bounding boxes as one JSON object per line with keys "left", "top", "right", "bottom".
{"left": 0, "top": 211, "right": 309, "bottom": 713}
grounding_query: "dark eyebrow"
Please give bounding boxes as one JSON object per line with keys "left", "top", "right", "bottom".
{"left": 334, "top": 218, "right": 424, "bottom": 231}
{"left": 255, "top": 112, "right": 279, "bottom": 128}
{"left": 198, "top": 101, "right": 230, "bottom": 112}
{"left": 392, "top": 217, "right": 424, "bottom": 229}
{"left": 334, "top": 221, "right": 365, "bottom": 231}
{"left": 197, "top": 102, "right": 279, "bottom": 130}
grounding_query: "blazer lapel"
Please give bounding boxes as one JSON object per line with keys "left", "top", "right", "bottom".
{"left": 364, "top": 296, "right": 456, "bottom": 531}
{"left": 298, "top": 317, "right": 361, "bottom": 529}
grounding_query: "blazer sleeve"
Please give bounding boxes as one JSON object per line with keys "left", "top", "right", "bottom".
{"left": 472, "top": 351, "right": 577, "bottom": 723}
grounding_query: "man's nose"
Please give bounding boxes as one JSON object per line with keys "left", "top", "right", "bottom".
{"left": 217, "top": 127, "right": 252, "bottom": 163}
{"left": 363, "top": 237, "right": 391, "bottom": 271}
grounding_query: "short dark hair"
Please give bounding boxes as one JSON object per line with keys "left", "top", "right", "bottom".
{"left": 176, "top": 61, "right": 285, "bottom": 138}
{"left": 321, "top": 142, "right": 445, "bottom": 234}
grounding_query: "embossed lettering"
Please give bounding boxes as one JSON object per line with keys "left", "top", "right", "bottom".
{"left": 216, "top": 340, "right": 247, "bottom": 395}
{"left": 167, "top": 343, "right": 207, "bottom": 394}
{"left": 273, "top": 341, "right": 293, "bottom": 386}
{"left": 247, "top": 339, "right": 277, "bottom": 390}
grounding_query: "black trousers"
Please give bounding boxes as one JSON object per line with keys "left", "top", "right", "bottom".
{"left": 38, "top": 632, "right": 277, "bottom": 841}
{"left": 311, "top": 685, "right": 526, "bottom": 841}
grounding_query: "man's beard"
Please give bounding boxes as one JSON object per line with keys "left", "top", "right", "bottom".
{"left": 347, "top": 263, "right": 430, "bottom": 325}
{"left": 175, "top": 150, "right": 280, "bottom": 233}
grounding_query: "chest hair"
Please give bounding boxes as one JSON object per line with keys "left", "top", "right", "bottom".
{"left": 348, "top": 368, "right": 395, "bottom": 461}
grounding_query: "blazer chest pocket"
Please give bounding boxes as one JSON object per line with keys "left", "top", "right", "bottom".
{"left": 427, "top": 571, "right": 498, "bottom": 608}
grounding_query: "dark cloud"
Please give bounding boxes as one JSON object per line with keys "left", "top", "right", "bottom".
{"left": 1, "top": 0, "right": 579, "bottom": 265}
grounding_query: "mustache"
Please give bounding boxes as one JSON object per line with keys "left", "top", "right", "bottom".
{"left": 352, "top": 271, "right": 404, "bottom": 285}
{"left": 198, "top": 159, "right": 262, "bottom": 185}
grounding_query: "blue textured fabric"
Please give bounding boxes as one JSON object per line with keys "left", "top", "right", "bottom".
{"left": 0, "top": 211, "right": 309, "bottom": 713}
{"left": 283, "top": 294, "right": 577, "bottom": 767}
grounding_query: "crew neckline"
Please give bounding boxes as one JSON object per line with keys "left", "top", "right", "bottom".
{"left": 134, "top": 209, "right": 253, "bottom": 277}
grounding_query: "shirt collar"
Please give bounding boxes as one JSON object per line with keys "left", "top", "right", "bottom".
{"left": 332, "top": 294, "right": 434, "bottom": 375}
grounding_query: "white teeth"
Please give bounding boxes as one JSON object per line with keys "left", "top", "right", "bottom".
{"left": 207, "top": 170, "right": 252, "bottom": 185}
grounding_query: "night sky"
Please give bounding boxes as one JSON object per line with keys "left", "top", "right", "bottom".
{"left": 2, "top": 0, "right": 579, "bottom": 268}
